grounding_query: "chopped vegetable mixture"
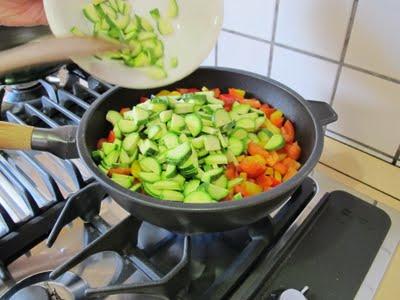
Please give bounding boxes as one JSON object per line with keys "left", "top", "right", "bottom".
{"left": 92, "top": 88, "right": 302, "bottom": 203}
{"left": 71, "top": 0, "right": 179, "bottom": 80}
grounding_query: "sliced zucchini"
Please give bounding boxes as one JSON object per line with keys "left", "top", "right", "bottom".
{"left": 139, "top": 157, "right": 161, "bottom": 175}
{"left": 184, "top": 191, "right": 215, "bottom": 203}
{"left": 185, "top": 113, "right": 202, "bottom": 137}
{"left": 265, "top": 134, "right": 286, "bottom": 151}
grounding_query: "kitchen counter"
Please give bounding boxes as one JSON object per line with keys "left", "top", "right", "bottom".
{"left": 317, "top": 137, "right": 400, "bottom": 300}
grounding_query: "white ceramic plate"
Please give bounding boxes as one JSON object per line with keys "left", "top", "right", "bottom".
{"left": 43, "top": 0, "right": 223, "bottom": 89}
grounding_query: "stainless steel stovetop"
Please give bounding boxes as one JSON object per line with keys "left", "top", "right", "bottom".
{"left": 0, "top": 66, "right": 398, "bottom": 300}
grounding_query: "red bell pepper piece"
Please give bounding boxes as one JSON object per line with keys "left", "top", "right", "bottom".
{"left": 273, "top": 162, "right": 288, "bottom": 176}
{"left": 228, "top": 88, "right": 245, "bottom": 100}
{"left": 281, "top": 120, "right": 295, "bottom": 143}
{"left": 140, "top": 96, "right": 148, "bottom": 103}
{"left": 248, "top": 142, "right": 270, "bottom": 160}
{"left": 256, "top": 175, "right": 273, "bottom": 191}
{"left": 107, "top": 130, "right": 116, "bottom": 143}
{"left": 285, "top": 142, "right": 301, "bottom": 160}
{"left": 239, "top": 155, "right": 267, "bottom": 178}
{"left": 225, "top": 163, "right": 237, "bottom": 180}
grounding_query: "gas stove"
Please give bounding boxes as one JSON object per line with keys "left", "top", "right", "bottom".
{"left": 0, "top": 65, "right": 398, "bottom": 300}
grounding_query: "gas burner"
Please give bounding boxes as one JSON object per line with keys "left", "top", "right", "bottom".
{"left": 2, "top": 271, "right": 88, "bottom": 300}
{"left": 3, "top": 81, "right": 47, "bottom": 104}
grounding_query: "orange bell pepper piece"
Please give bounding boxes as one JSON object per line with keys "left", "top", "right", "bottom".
{"left": 228, "top": 88, "right": 246, "bottom": 100}
{"left": 283, "top": 167, "right": 298, "bottom": 182}
{"left": 225, "top": 163, "right": 237, "bottom": 180}
{"left": 281, "top": 120, "right": 295, "bottom": 143}
{"left": 270, "top": 110, "right": 284, "bottom": 128}
{"left": 242, "top": 99, "right": 261, "bottom": 108}
{"left": 242, "top": 181, "right": 263, "bottom": 196}
{"left": 212, "top": 88, "right": 221, "bottom": 98}
{"left": 108, "top": 167, "right": 131, "bottom": 176}
{"left": 273, "top": 162, "right": 288, "bottom": 175}
{"left": 259, "top": 104, "right": 276, "bottom": 117}
{"left": 282, "top": 157, "right": 301, "bottom": 170}
{"left": 266, "top": 151, "right": 279, "bottom": 167}
{"left": 239, "top": 155, "right": 267, "bottom": 178}
{"left": 285, "top": 142, "right": 301, "bottom": 160}
{"left": 248, "top": 142, "right": 270, "bottom": 159}
{"left": 256, "top": 174, "right": 273, "bottom": 191}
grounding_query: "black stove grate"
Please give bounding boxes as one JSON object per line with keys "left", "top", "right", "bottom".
{"left": 0, "top": 65, "right": 113, "bottom": 279}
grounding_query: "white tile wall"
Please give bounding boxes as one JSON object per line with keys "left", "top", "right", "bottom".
{"left": 217, "top": 0, "right": 400, "bottom": 162}
{"left": 271, "top": 46, "right": 338, "bottom": 102}
{"left": 223, "top": 0, "right": 276, "bottom": 40}
{"left": 201, "top": 47, "right": 216, "bottom": 66}
{"left": 330, "top": 67, "right": 400, "bottom": 155}
{"left": 275, "top": 0, "right": 353, "bottom": 60}
{"left": 345, "top": 0, "right": 400, "bottom": 80}
{"left": 217, "top": 31, "right": 270, "bottom": 76}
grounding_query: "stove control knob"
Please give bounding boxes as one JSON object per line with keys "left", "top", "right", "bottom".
{"left": 279, "top": 286, "right": 309, "bottom": 300}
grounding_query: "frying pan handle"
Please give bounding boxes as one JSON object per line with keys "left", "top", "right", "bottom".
{"left": 0, "top": 121, "right": 79, "bottom": 159}
{"left": 306, "top": 100, "right": 338, "bottom": 126}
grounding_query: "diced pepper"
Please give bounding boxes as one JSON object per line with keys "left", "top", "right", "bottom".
{"left": 256, "top": 174, "right": 273, "bottom": 190}
{"left": 219, "top": 93, "right": 236, "bottom": 105}
{"left": 97, "top": 138, "right": 107, "bottom": 150}
{"left": 120, "top": 107, "right": 130, "bottom": 114}
{"left": 274, "top": 170, "right": 282, "bottom": 182}
{"left": 242, "top": 181, "right": 263, "bottom": 196}
{"left": 273, "top": 162, "right": 288, "bottom": 175}
{"left": 285, "top": 142, "right": 301, "bottom": 160}
{"left": 169, "top": 91, "right": 181, "bottom": 96}
{"left": 240, "top": 172, "right": 248, "bottom": 180}
{"left": 140, "top": 96, "right": 148, "bottom": 103}
{"left": 177, "top": 88, "right": 200, "bottom": 94}
{"left": 281, "top": 120, "right": 295, "bottom": 143}
{"left": 242, "top": 99, "right": 261, "bottom": 109}
{"left": 223, "top": 189, "right": 235, "bottom": 201}
{"left": 266, "top": 151, "right": 279, "bottom": 167}
{"left": 259, "top": 104, "right": 276, "bottom": 117}
{"left": 234, "top": 184, "right": 245, "bottom": 195}
{"left": 239, "top": 155, "right": 267, "bottom": 178}
{"left": 212, "top": 88, "right": 221, "bottom": 98}
{"left": 107, "top": 130, "right": 116, "bottom": 143}
{"left": 225, "top": 163, "right": 237, "bottom": 180}
{"left": 237, "top": 156, "right": 245, "bottom": 162}
{"left": 130, "top": 161, "right": 141, "bottom": 178}
{"left": 228, "top": 88, "right": 245, "bottom": 100}
{"left": 157, "top": 90, "right": 171, "bottom": 96}
{"left": 270, "top": 110, "right": 284, "bottom": 127}
{"left": 278, "top": 153, "right": 287, "bottom": 161}
{"left": 282, "top": 157, "right": 301, "bottom": 170}
{"left": 108, "top": 167, "right": 131, "bottom": 176}
{"left": 271, "top": 177, "right": 281, "bottom": 187}
{"left": 283, "top": 167, "right": 297, "bottom": 182}
{"left": 265, "top": 167, "right": 274, "bottom": 176}
{"left": 248, "top": 142, "right": 270, "bottom": 160}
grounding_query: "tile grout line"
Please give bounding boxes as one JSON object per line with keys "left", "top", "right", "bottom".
{"left": 267, "top": 0, "right": 280, "bottom": 77}
{"left": 221, "top": 28, "right": 272, "bottom": 44}
{"left": 329, "top": 0, "right": 359, "bottom": 106}
{"left": 343, "top": 63, "right": 400, "bottom": 85}
{"left": 319, "top": 162, "right": 400, "bottom": 201}
{"left": 274, "top": 42, "right": 339, "bottom": 64}
{"left": 327, "top": 129, "right": 395, "bottom": 161}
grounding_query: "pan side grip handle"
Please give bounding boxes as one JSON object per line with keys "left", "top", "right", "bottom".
{"left": 0, "top": 121, "right": 79, "bottom": 159}
{"left": 306, "top": 100, "right": 338, "bottom": 126}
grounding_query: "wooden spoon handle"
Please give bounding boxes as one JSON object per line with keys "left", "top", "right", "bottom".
{"left": 0, "top": 121, "right": 34, "bottom": 150}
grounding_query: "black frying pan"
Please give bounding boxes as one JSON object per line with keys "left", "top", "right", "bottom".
{"left": 0, "top": 67, "right": 337, "bottom": 234}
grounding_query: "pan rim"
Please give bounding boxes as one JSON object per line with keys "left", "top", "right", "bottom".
{"left": 77, "top": 66, "right": 323, "bottom": 212}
